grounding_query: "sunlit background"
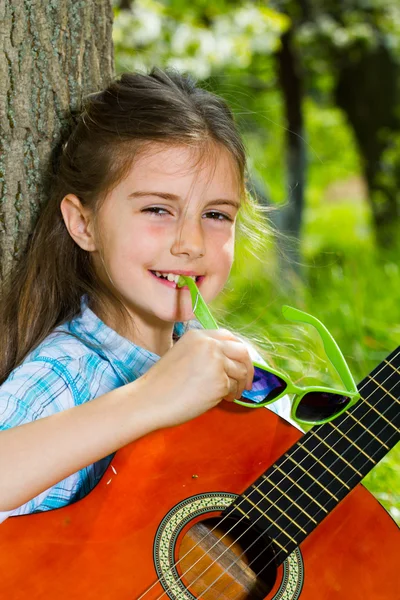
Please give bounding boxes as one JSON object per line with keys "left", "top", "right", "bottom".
{"left": 112, "top": 0, "right": 400, "bottom": 521}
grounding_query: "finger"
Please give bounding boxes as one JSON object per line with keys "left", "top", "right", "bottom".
{"left": 196, "top": 329, "right": 255, "bottom": 391}
{"left": 224, "top": 358, "right": 248, "bottom": 401}
{"left": 222, "top": 380, "right": 239, "bottom": 403}
{"left": 220, "top": 340, "right": 254, "bottom": 391}
{"left": 202, "top": 328, "right": 242, "bottom": 343}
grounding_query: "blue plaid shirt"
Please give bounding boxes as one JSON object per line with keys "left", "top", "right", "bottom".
{"left": 0, "top": 298, "right": 295, "bottom": 523}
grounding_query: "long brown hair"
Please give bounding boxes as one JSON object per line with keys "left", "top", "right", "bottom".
{"left": 0, "top": 67, "right": 248, "bottom": 384}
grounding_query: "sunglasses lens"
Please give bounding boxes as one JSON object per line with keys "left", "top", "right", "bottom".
{"left": 240, "top": 366, "right": 287, "bottom": 405}
{"left": 295, "top": 392, "right": 351, "bottom": 423}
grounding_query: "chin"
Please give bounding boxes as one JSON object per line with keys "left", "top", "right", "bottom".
{"left": 162, "top": 312, "right": 192, "bottom": 324}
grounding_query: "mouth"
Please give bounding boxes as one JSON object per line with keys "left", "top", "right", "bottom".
{"left": 149, "top": 271, "right": 204, "bottom": 288}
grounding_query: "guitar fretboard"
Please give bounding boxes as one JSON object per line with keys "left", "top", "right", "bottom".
{"left": 226, "top": 347, "right": 400, "bottom": 565}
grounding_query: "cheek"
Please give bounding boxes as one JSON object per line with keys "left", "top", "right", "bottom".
{"left": 113, "top": 222, "right": 169, "bottom": 266}
{"left": 210, "top": 230, "right": 235, "bottom": 267}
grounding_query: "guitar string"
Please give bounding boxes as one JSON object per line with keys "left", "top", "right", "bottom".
{"left": 138, "top": 352, "right": 400, "bottom": 600}
{"left": 167, "top": 368, "right": 400, "bottom": 600}
{"left": 204, "top": 389, "right": 400, "bottom": 600}
{"left": 137, "top": 350, "right": 399, "bottom": 599}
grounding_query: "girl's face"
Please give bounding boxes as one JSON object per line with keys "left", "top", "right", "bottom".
{"left": 93, "top": 143, "right": 241, "bottom": 327}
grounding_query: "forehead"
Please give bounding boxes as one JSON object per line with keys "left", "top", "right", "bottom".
{"left": 125, "top": 142, "right": 241, "bottom": 196}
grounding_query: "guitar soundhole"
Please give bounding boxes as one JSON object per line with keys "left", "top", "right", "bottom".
{"left": 178, "top": 515, "right": 277, "bottom": 599}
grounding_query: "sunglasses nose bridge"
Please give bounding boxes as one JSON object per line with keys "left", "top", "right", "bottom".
{"left": 286, "top": 381, "right": 303, "bottom": 396}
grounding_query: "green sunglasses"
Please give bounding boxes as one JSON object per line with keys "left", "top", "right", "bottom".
{"left": 177, "top": 275, "right": 360, "bottom": 426}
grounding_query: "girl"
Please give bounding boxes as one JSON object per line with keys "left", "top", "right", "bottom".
{"left": 0, "top": 68, "right": 293, "bottom": 522}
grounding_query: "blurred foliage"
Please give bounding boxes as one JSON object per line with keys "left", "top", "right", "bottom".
{"left": 112, "top": 0, "right": 399, "bottom": 521}
{"left": 294, "top": 0, "right": 400, "bottom": 67}
{"left": 113, "top": 0, "right": 289, "bottom": 78}
{"left": 113, "top": 0, "right": 400, "bottom": 75}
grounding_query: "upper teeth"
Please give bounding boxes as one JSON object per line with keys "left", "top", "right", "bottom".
{"left": 154, "top": 272, "right": 197, "bottom": 283}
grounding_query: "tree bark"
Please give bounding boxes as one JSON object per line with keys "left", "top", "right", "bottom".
{"left": 0, "top": 0, "right": 114, "bottom": 280}
{"left": 334, "top": 45, "right": 400, "bottom": 247}
{"left": 276, "top": 26, "right": 306, "bottom": 278}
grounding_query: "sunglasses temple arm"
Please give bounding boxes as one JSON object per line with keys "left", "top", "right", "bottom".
{"left": 176, "top": 286, "right": 358, "bottom": 397}
{"left": 177, "top": 276, "right": 219, "bottom": 330}
{"left": 282, "top": 305, "right": 358, "bottom": 394}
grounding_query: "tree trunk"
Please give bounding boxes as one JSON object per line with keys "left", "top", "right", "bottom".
{"left": 334, "top": 45, "right": 400, "bottom": 248}
{"left": 0, "top": 0, "right": 114, "bottom": 281}
{"left": 276, "top": 26, "right": 306, "bottom": 279}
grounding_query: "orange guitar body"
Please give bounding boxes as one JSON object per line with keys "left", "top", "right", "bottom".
{"left": 0, "top": 403, "right": 398, "bottom": 599}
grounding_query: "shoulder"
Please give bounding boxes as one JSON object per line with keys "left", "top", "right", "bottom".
{"left": 20, "top": 328, "right": 106, "bottom": 396}
{"left": 0, "top": 356, "right": 80, "bottom": 430}
{"left": 29, "top": 325, "right": 102, "bottom": 366}
{"left": 0, "top": 329, "right": 113, "bottom": 429}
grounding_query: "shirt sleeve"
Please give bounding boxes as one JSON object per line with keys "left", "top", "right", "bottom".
{"left": 0, "top": 359, "right": 78, "bottom": 519}
{"left": 0, "top": 360, "right": 77, "bottom": 431}
{"left": 0, "top": 510, "right": 12, "bottom": 524}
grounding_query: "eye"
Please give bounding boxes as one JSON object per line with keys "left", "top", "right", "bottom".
{"left": 203, "top": 211, "right": 233, "bottom": 222}
{"left": 142, "top": 207, "right": 171, "bottom": 216}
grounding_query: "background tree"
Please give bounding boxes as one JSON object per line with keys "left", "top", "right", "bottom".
{"left": 0, "top": 0, "right": 114, "bottom": 281}
{"left": 293, "top": 0, "right": 400, "bottom": 247}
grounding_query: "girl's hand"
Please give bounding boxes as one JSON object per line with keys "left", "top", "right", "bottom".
{"left": 137, "top": 329, "right": 255, "bottom": 429}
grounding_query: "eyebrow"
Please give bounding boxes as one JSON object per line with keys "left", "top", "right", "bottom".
{"left": 128, "top": 190, "right": 240, "bottom": 210}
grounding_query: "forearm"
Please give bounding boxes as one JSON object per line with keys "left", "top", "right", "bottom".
{"left": 0, "top": 378, "right": 155, "bottom": 511}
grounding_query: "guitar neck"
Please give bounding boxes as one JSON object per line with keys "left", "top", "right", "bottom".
{"left": 226, "top": 347, "right": 400, "bottom": 565}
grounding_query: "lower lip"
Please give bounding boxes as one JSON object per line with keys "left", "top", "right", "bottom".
{"left": 149, "top": 272, "right": 204, "bottom": 288}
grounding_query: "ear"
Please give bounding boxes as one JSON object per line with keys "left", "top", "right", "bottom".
{"left": 60, "top": 194, "right": 97, "bottom": 252}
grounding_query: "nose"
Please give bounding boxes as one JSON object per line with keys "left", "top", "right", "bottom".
{"left": 170, "top": 217, "right": 205, "bottom": 259}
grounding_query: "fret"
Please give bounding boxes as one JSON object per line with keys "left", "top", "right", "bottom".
{"left": 300, "top": 431, "right": 365, "bottom": 484}
{"left": 360, "top": 366, "right": 399, "bottom": 395}
{"left": 284, "top": 452, "right": 340, "bottom": 504}
{"left": 241, "top": 493, "right": 294, "bottom": 545}
{"left": 335, "top": 406, "right": 396, "bottom": 456}
{"left": 231, "top": 502, "right": 251, "bottom": 520}
{"left": 367, "top": 385, "right": 400, "bottom": 417}
{"left": 311, "top": 431, "right": 362, "bottom": 476}
{"left": 343, "top": 412, "right": 385, "bottom": 452}
{"left": 253, "top": 472, "right": 321, "bottom": 533}
{"left": 341, "top": 411, "right": 389, "bottom": 449}
{"left": 360, "top": 369, "right": 398, "bottom": 411}
{"left": 358, "top": 379, "right": 400, "bottom": 420}
{"left": 366, "top": 377, "right": 399, "bottom": 410}
{"left": 250, "top": 484, "right": 308, "bottom": 534}
{"left": 296, "top": 443, "right": 350, "bottom": 489}
{"left": 284, "top": 445, "right": 350, "bottom": 518}
{"left": 246, "top": 479, "right": 314, "bottom": 541}
{"left": 262, "top": 475, "right": 317, "bottom": 524}
{"left": 327, "top": 414, "right": 377, "bottom": 465}
{"left": 385, "top": 358, "right": 400, "bottom": 374}
{"left": 368, "top": 375, "right": 400, "bottom": 406}
{"left": 272, "top": 466, "right": 328, "bottom": 514}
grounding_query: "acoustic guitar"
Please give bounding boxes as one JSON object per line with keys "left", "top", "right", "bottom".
{"left": 0, "top": 347, "right": 399, "bottom": 599}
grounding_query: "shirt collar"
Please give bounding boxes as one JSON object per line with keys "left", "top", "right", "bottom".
{"left": 66, "top": 297, "right": 186, "bottom": 385}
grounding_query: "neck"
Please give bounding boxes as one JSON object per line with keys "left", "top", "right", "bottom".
{"left": 90, "top": 298, "right": 175, "bottom": 356}
{"left": 225, "top": 347, "right": 400, "bottom": 565}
